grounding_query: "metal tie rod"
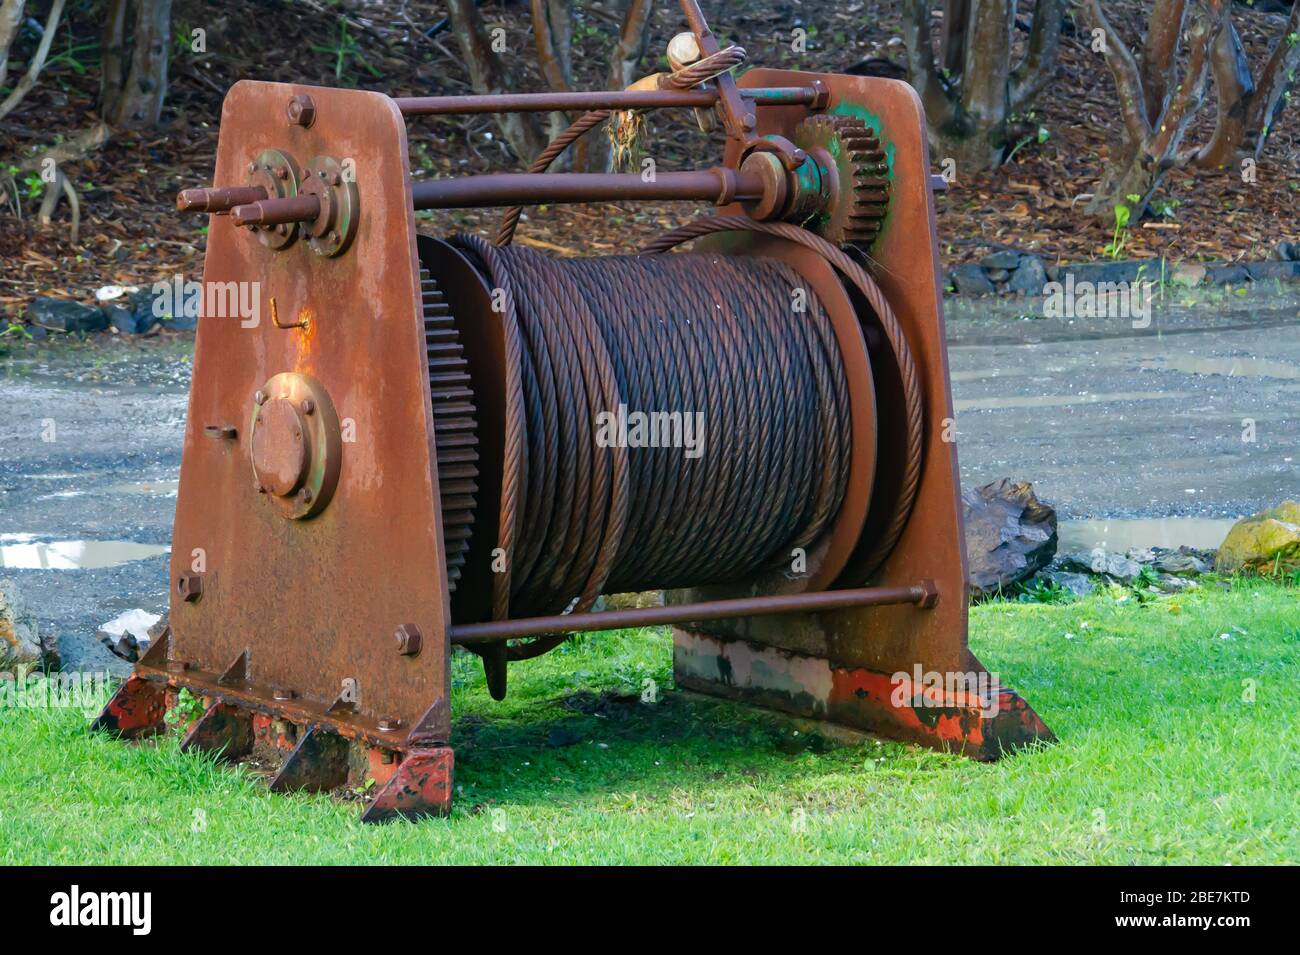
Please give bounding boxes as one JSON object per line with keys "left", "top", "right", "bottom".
{"left": 449, "top": 581, "right": 939, "bottom": 644}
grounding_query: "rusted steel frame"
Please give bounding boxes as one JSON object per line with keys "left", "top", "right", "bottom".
{"left": 412, "top": 168, "right": 765, "bottom": 210}
{"left": 394, "top": 86, "right": 817, "bottom": 116}
{"left": 449, "top": 582, "right": 938, "bottom": 644}
{"left": 126, "top": 666, "right": 416, "bottom": 751}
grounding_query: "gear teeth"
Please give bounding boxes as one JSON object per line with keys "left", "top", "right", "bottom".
{"left": 793, "top": 114, "right": 891, "bottom": 247}
{"left": 422, "top": 266, "right": 479, "bottom": 592}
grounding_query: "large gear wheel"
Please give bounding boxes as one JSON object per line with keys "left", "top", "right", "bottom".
{"left": 792, "top": 114, "right": 890, "bottom": 248}
{"left": 422, "top": 267, "right": 479, "bottom": 593}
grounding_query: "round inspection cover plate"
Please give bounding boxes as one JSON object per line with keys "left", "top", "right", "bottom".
{"left": 248, "top": 372, "right": 341, "bottom": 519}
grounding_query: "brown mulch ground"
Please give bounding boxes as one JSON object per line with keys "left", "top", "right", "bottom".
{"left": 2, "top": 0, "right": 1297, "bottom": 319}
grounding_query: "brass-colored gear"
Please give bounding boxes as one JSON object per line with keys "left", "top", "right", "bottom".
{"left": 422, "top": 267, "right": 479, "bottom": 592}
{"left": 792, "top": 114, "right": 890, "bottom": 248}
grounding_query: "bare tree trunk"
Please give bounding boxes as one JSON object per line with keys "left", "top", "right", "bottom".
{"left": 447, "top": 0, "right": 546, "bottom": 164}
{"left": 530, "top": 0, "right": 576, "bottom": 161}
{"left": 0, "top": 0, "right": 26, "bottom": 92}
{"left": 99, "top": 0, "right": 171, "bottom": 127}
{"left": 1082, "top": 0, "right": 1223, "bottom": 218}
{"left": 906, "top": 0, "right": 1064, "bottom": 172}
{"left": 1011, "top": 0, "right": 1065, "bottom": 108}
{"left": 951, "top": 0, "right": 1013, "bottom": 169}
{"left": 610, "top": 0, "right": 652, "bottom": 89}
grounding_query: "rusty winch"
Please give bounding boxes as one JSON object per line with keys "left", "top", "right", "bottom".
{"left": 94, "top": 1, "right": 1053, "bottom": 822}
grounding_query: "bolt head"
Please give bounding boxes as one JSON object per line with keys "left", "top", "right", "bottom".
{"left": 287, "top": 94, "right": 316, "bottom": 127}
{"left": 377, "top": 717, "right": 403, "bottom": 732}
{"left": 395, "top": 623, "right": 423, "bottom": 657}
{"left": 299, "top": 487, "right": 313, "bottom": 504}
{"left": 254, "top": 390, "right": 267, "bottom": 405}
{"left": 300, "top": 398, "right": 315, "bottom": 415}
{"left": 177, "top": 573, "right": 203, "bottom": 602}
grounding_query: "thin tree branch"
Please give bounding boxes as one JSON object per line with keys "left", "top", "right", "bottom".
{"left": 1148, "top": 0, "right": 1222, "bottom": 161}
{"left": 1192, "top": 7, "right": 1252, "bottom": 168}
{"left": 1081, "top": 0, "right": 1154, "bottom": 146}
{"left": 1011, "top": 0, "right": 1066, "bottom": 110}
{"left": 1139, "top": 0, "right": 1186, "bottom": 123}
{"left": 0, "top": 0, "right": 67, "bottom": 123}
{"left": 1245, "top": 1, "right": 1300, "bottom": 156}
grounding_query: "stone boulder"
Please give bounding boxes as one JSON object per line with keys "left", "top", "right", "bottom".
{"left": 1214, "top": 502, "right": 1300, "bottom": 575}
{"left": 25, "top": 297, "right": 108, "bottom": 334}
{"left": 0, "top": 579, "right": 43, "bottom": 667}
{"left": 963, "top": 479, "right": 1058, "bottom": 597}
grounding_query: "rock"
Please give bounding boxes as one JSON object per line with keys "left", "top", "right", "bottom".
{"left": 1153, "top": 545, "right": 1214, "bottom": 576}
{"left": 963, "top": 479, "right": 1058, "bottom": 597}
{"left": 950, "top": 263, "right": 996, "bottom": 296}
{"left": 985, "top": 268, "right": 1010, "bottom": 283}
{"left": 55, "top": 631, "right": 134, "bottom": 678}
{"left": 1245, "top": 261, "right": 1300, "bottom": 283}
{"left": 1214, "top": 501, "right": 1300, "bottom": 575}
{"left": 1154, "top": 573, "right": 1199, "bottom": 593}
{"left": 1170, "top": 262, "right": 1206, "bottom": 287}
{"left": 1273, "top": 241, "right": 1296, "bottom": 262}
{"left": 25, "top": 297, "right": 108, "bottom": 334}
{"left": 1042, "top": 570, "right": 1095, "bottom": 598}
{"left": 1007, "top": 255, "right": 1048, "bottom": 295}
{"left": 95, "top": 608, "right": 162, "bottom": 662}
{"left": 1057, "top": 261, "right": 1153, "bottom": 286}
{"left": 0, "top": 579, "right": 44, "bottom": 667}
{"left": 1205, "top": 263, "right": 1250, "bottom": 285}
{"left": 1060, "top": 549, "right": 1144, "bottom": 582}
{"left": 981, "top": 250, "right": 1021, "bottom": 270}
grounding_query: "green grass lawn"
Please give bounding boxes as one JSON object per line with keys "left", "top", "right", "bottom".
{"left": 2, "top": 579, "right": 1296, "bottom": 864}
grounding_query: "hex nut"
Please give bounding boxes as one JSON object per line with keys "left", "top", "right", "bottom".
{"left": 287, "top": 94, "right": 316, "bottom": 128}
{"left": 395, "top": 623, "right": 423, "bottom": 656}
{"left": 177, "top": 572, "right": 203, "bottom": 603}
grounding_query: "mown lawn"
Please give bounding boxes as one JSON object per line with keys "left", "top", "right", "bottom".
{"left": 1, "top": 579, "right": 1296, "bottom": 864}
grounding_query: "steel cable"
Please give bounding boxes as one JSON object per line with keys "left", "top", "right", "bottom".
{"left": 451, "top": 235, "right": 852, "bottom": 641}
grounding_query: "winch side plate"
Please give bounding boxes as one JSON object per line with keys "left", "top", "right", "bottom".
{"left": 164, "top": 81, "right": 451, "bottom": 745}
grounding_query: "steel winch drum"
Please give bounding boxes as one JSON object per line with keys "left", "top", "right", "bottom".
{"left": 95, "top": 1, "right": 1054, "bottom": 823}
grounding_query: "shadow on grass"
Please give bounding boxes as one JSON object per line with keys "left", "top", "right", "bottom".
{"left": 446, "top": 685, "right": 943, "bottom": 810}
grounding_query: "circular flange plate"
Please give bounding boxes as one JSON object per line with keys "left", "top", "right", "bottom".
{"left": 302, "top": 155, "right": 359, "bottom": 257}
{"left": 248, "top": 372, "right": 341, "bottom": 520}
{"left": 247, "top": 148, "right": 301, "bottom": 250}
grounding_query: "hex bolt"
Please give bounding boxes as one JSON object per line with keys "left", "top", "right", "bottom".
{"left": 287, "top": 94, "right": 316, "bottom": 128}
{"left": 299, "top": 487, "right": 313, "bottom": 504}
{"left": 272, "top": 687, "right": 296, "bottom": 701}
{"left": 274, "top": 165, "right": 289, "bottom": 180}
{"left": 254, "top": 390, "right": 267, "bottom": 405}
{"left": 166, "top": 659, "right": 190, "bottom": 673}
{"left": 300, "top": 398, "right": 315, "bottom": 415}
{"left": 247, "top": 161, "right": 257, "bottom": 174}
{"left": 395, "top": 623, "right": 423, "bottom": 657}
{"left": 377, "top": 717, "right": 403, "bottom": 732}
{"left": 177, "top": 572, "right": 203, "bottom": 602}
